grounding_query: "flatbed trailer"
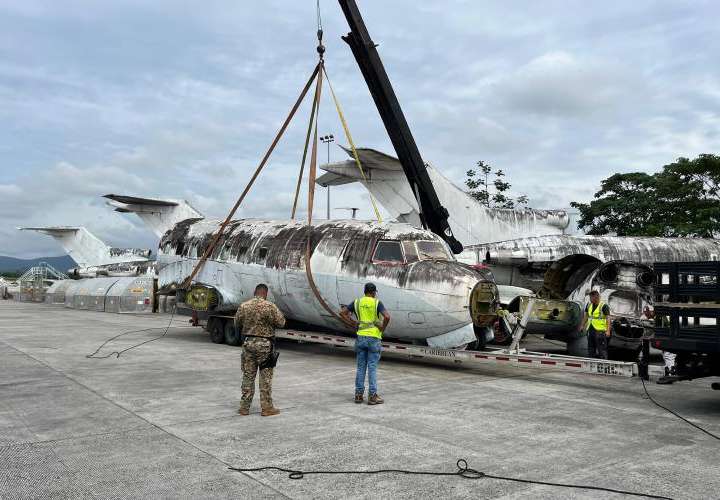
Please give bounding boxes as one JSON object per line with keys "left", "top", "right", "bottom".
{"left": 185, "top": 305, "right": 656, "bottom": 379}
{"left": 277, "top": 328, "right": 645, "bottom": 377}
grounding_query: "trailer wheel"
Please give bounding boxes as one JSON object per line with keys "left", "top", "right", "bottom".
{"left": 224, "top": 319, "right": 242, "bottom": 346}
{"left": 469, "top": 325, "right": 492, "bottom": 350}
{"left": 567, "top": 335, "right": 589, "bottom": 357}
{"left": 209, "top": 318, "right": 225, "bottom": 344}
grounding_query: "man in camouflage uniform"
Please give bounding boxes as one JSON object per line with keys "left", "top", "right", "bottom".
{"left": 234, "top": 283, "right": 285, "bottom": 416}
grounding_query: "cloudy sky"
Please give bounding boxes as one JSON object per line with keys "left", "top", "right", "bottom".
{"left": 1, "top": 0, "right": 718, "bottom": 258}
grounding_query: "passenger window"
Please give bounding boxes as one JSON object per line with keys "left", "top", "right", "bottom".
{"left": 416, "top": 241, "right": 449, "bottom": 260}
{"left": 402, "top": 241, "right": 419, "bottom": 263}
{"left": 372, "top": 240, "right": 404, "bottom": 264}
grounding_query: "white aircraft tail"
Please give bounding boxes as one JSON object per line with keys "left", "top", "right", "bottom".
{"left": 18, "top": 226, "right": 151, "bottom": 268}
{"left": 104, "top": 194, "right": 204, "bottom": 238}
{"left": 317, "top": 147, "right": 569, "bottom": 246}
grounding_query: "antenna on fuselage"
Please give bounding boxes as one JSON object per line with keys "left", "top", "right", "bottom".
{"left": 336, "top": 207, "right": 359, "bottom": 219}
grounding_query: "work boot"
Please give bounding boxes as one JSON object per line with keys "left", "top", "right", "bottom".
{"left": 368, "top": 394, "right": 384, "bottom": 405}
{"left": 261, "top": 407, "right": 280, "bottom": 417}
{"left": 354, "top": 392, "right": 364, "bottom": 404}
{"left": 238, "top": 408, "right": 250, "bottom": 416}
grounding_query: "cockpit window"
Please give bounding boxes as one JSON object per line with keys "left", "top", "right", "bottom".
{"left": 402, "top": 241, "right": 419, "bottom": 263}
{"left": 416, "top": 240, "right": 449, "bottom": 260}
{"left": 372, "top": 240, "right": 404, "bottom": 264}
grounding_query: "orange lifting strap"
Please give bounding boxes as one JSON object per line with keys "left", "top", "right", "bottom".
{"left": 180, "top": 60, "right": 365, "bottom": 328}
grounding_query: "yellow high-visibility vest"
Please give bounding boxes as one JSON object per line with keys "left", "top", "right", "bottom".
{"left": 354, "top": 296, "right": 382, "bottom": 339}
{"left": 587, "top": 301, "right": 608, "bottom": 332}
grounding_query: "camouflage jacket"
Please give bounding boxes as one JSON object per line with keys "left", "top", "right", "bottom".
{"left": 234, "top": 297, "right": 286, "bottom": 338}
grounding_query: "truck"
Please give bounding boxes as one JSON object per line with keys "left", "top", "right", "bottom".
{"left": 651, "top": 261, "right": 720, "bottom": 387}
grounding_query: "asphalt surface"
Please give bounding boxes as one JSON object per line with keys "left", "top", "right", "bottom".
{"left": 1, "top": 300, "right": 719, "bottom": 499}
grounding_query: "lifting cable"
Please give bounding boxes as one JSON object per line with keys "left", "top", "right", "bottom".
{"left": 300, "top": 29, "right": 355, "bottom": 327}
{"left": 181, "top": 62, "right": 321, "bottom": 290}
{"left": 229, "top": 458, "right": 673, "bottom": 500}
{"left": 290, "top": 74, "right": 320, "bottom": 220}
{"left": 178, "top": 12, "right": 355, "bottom": 328}
{"left": 640, "top": 376, "right": 720, "bottom": 441}
{"left": 86, "top": 306, "right": 178, "bottom": 359}
{"left": 323, "top": 65, "right": 382, "bottom": 222}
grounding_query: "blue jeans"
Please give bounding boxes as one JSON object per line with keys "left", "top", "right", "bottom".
{"left": 355, "top": 335, "right": 382, "bottom": 395}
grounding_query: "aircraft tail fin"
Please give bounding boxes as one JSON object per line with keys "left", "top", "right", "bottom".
{"left": 18, "top": 226, "right": 151, "bottom": 267}
{"left": 317, "top": 147, "right": 570, "bottom": 244}
{"left": 104, "top": 194, "right": 204, "bottom": 237}
{"left": 317, "top": 147, "right": 421, "bottom": 223}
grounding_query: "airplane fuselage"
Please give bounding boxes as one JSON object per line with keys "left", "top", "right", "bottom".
{"left": 158, "top": 218, "right": 484, "bottom": 346}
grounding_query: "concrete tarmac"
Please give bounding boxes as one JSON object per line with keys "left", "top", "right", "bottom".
{"left": 1, "top": 300, "right": 719, "bottom": 499}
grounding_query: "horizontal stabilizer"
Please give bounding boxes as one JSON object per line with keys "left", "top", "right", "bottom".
{"left": 103, "top": 194, "right": 204, "bottom": 238}
{"left": 316, "top": 171, "right": 356, "bottom": 187}
{"left": 105, "top": 194, "right": 179, "bottom": 207}
{"left": 318, "top": 148, "right": 406, "bottom": 187}
{"left": 340, "top": 147, "right": 404, "bottom": 171}
{"left": 19, "top": 226, "right": 81, "bottom": 235}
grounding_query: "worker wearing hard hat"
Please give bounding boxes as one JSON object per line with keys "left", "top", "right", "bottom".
{"left": 340, "top": 282, "right": 391, "bottom": 405}
{"left": 579, "top": 290, "right": 612, "bottom": 359}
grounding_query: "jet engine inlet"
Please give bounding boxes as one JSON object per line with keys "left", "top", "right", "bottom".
{"left": 185, "top": 285, "right": 219, "bottom": 311}
{"left": 469, "top": 280, "right": 499, "bottom": 330}
{"left": 637, "top": 270, "right": 654, "bottom": 288}
{"left": 598, "top": 263, "right": 619, "bottom": 284}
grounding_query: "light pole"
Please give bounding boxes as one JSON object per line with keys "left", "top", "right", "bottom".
{"left": 320, "top": 134, "right": 334, "bottom": 219}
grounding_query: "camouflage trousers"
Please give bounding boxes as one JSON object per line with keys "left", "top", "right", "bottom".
{"left": 240, "top": 337, "right": 274, "bottom": 411}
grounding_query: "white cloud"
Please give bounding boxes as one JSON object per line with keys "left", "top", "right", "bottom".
{"left": 0, "top": 0, "right": 718, "bottom": 257}
{"left": 498, "top": 51, "right": 640, "bottom": 117}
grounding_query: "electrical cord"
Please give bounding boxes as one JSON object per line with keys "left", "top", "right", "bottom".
{"left": 86, "top": 306, "right": 177, "bottom": 359}
{"left": 640, "top": 376, "right": 720, "bottom": 441}
{"left": 229, "top": 459, "right": 672, "bottom": 499}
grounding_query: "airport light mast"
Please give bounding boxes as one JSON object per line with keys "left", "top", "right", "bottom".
{"left": 320, "top": 134, "right": 335, "bottom": 219}
{"left": 338, "top": 0, "right": 463, "bottom": 254}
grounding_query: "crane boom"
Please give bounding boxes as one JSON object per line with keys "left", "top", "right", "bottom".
{"left": 338, "top": 0, "right": 463, "bottom": 254}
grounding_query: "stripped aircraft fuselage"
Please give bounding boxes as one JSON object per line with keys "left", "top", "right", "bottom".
{"left": 158, "top": 218, "right": 485, "bottom": 347}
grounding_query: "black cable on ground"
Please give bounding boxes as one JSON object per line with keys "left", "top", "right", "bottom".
{"left": 86, "top": 307, "right": 177, "bottom": 359}
{"left": 640, "top": 376, "right": 720, "bottom": 441}
{"left": 229, "top": 459, "right": 673, "bottom": 499}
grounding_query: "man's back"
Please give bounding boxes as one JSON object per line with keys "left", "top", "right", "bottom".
{"left": 235, "top": 297, "right": 285, "bottom": 338}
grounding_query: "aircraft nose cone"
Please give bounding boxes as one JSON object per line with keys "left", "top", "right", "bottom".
{"left": 403, "top": 261, "right": 486, "bottom": 332}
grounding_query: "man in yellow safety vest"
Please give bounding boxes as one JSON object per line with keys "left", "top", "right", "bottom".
{"left": 340, "top": 282, "right": 391, "bottom": 405}
{"left": 580, "top": 290, "right": 612, "bottom": 359}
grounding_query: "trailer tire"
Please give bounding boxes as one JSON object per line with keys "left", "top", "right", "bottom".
{"left": 469, "top": 325, "right": 492, "bottom": 350}
{"left": 224, "top": 319, "right": 242, "bottom": 346}
{"left": 209, "top": 318, "right": 225, "bottom": 344}
{"left": 567, "top": 335, "right": 589, "bottom": 357}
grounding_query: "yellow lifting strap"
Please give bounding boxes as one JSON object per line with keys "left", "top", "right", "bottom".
{"left": 322, "top": 66, "right": 383, "bottom": 223}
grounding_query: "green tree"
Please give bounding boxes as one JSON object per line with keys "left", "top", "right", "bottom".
{"left": 465, "top": 162, "right": 528, "bottom": 209}
{"left": 571, "top": 154, "right": 720, "bottom": 237}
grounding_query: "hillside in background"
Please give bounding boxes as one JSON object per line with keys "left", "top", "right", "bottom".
{"left": 0, "top": 255, "right": 76, "bottom": 274}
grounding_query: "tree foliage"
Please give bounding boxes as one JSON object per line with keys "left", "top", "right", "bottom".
{"left": 465, "top": 161, "right": 528, "bottom": 209}
{"left": 571, "top": 154, "right": 720, "bottom": 237}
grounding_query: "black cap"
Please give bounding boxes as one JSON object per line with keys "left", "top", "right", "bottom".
{"left": 364, "top": 282, "right": 377, "bottom": 294}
